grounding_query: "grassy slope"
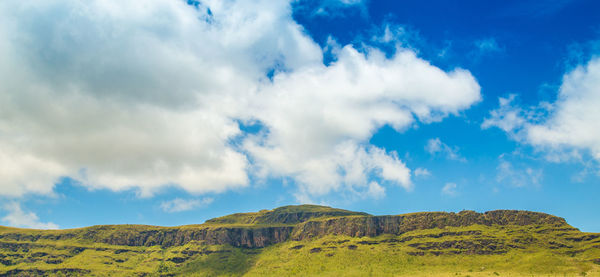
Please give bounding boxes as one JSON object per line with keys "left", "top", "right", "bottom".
{"left": 245, "top": 225, "right": 600, "bottom": 277}
{"left": 1, "top": 205, "right": 599, "bottom": 276}
{"left": 204, "top": 204, "right": 369, "bottom": 225}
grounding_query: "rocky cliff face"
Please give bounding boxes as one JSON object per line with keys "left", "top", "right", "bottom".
{"left": 291, "top": 210, "right": 571, "bottom": 240}
{"left": 0, "top": 206, "right": 574, "bottom": 249}
{"left": 98, "top": 226, "right": 294, "bottom": 248}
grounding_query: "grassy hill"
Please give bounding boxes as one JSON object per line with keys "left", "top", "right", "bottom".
{"left": 1, "top": 205, "right": 599, "bottom": 276}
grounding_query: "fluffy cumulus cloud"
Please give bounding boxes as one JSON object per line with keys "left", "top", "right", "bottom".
{"left": 0, "top": 0, "right": 481, "bottom": 201}
{"left": 1, "top": 202, "right": 59, "bottom": 229}
{"left": 527, "top": 58, "right": 600, "bottom": 159}
{"left": 484, "top": 57, "right": 600, "bottom": 162}
{"left": 0, "top": 0, "right": 318, "bottom": 197}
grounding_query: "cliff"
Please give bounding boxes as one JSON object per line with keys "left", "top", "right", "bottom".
{"left": 291, "top": 209, "right": 571, "bottom": 240}
{"left": 0, "top": 205, "right": 574, "bottom": 248}
{"left": 1, "top": 205, "right": 599, "bottom": 276}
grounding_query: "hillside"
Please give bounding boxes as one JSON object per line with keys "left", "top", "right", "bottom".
{"left": 1, "top": 205, "right": 599, "bottom": 276}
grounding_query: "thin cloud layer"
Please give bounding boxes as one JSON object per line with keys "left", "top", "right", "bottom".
{"left": 441, "top": 182, "right": 458, "bottom": 196}
{"left": 160, "top": 197, "right": 214, "bottom": 213}
{"left": 425, "top": 138, "right": 466, "bottom": 162}
{"left": 0, "top": 0, "right": 481, "bottom": 200}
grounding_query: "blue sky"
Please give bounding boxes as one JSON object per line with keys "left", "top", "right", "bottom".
{"left": 1, "top": 0, "right": 600, "bottom": 232}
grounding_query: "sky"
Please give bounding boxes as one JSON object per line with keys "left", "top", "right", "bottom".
{"left": 1, "top": 0, "right": 600, "bottom": 232}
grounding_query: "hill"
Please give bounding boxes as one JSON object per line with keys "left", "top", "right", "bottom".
{"left": 1, "top": 205, "right": 599, "bottom": 276}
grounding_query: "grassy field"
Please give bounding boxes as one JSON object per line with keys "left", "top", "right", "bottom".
{"left": 1, "top": 205, "right": 599, "bottom": 276}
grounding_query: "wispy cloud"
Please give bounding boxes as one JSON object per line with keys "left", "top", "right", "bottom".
{"left": 482, "top": 94, "right": 526, "bottom": 133}
{"left": 425, "top": 138, "right": 467, "bottom": 162}
{"left": 1, "top": 202, "right": 58, "bottom": 229}
{"left": 441, "top": 183, "right": 458, "bottom": 196}
{"left": 414, "top": 168, "right": 431, "bottom": 178}
{"left": 496, "top": 159, "right": 543, "bottom": 187}
{"left": 160, "top": 198, "right": 214, "bottom": 213}
{"left": 468, "top": 37, "right": 504, "bottom": 62}
{"left": 474, "top": 38, "right": 503, "bottom": 54}
{"left": 295, "top": 0, "right": 367, "bottom": 18}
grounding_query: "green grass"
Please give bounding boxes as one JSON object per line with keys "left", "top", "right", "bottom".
{"left": 1, "top": 206, "right": 599, "bottom": 276}
{"left": 244, "top": 227, "right": 600, "bottom": 276}
{"left": 205, "top": 204, "right": 369, "bottom": 225}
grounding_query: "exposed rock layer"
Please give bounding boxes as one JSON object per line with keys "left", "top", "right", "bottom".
{"left": 291, "top": 210, "right": 570, "bottom": 240}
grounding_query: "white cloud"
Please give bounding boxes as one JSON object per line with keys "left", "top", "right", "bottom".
{"left": 366, "top": 181, "right": 386, "bottom": 199}
{"left": 298, "top": 0, "right": 367, "bottom": 18}
{"left": 372, "top": 24, "right": 409, "bottom": 44}
{"left": 484, "top": 57, "right": 600, "bottom": 163}
{"left": 338, "top": 0, "right": 363, "bottom": 5}
{"left": 527, "top": 58, "right": 600, "bottom": 159}
{"left": 246, "top": 46, "right": 479, "bottom": 200}
{"left": 1, "top": 202, "right": 59, "bottom": 229}
{"left": 496, "top": 159, "right": 543, "bottom": 187}
{"left": 414, "top": 167, "right": 431, "bottom": 178}
{"left": 481, "top": 94, "right": 526, "bottom": 133}
{"left": 425, "top": 138, "right": 466, "bottom": 162}
{"left": 0, "top": 0, "right": 481, "bottom": 201}
{"left": 425, "top": 138, "right": 443, "bottom": 153}
{"left": 160, "top": 197, "right": 213, "bottom": 213}
{"left": 0, "top": 0, "right": 320, "bottom": 197}
{"left": 474, "top": 38, "right": 503, "bottom": 54}
{"left": 467, "top": 38, "right": 504, "bottom": 62}
{"left": 441, "top": 182, "right": 458, "bottom": 196}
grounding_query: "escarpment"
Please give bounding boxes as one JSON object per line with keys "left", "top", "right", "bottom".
{"left": 291, "top": 209, "right": 571, "bottom": 240}
{"left": 98, "top": 225, "right": 294, "bottom": 248}
{"left": 0, "top": 205, "right": 574, "bottom": 249}
{"left": 2, "top": 205, "right": 598, "bottom": 276}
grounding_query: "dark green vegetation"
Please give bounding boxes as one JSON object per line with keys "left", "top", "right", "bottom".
{"left": 1, "top": 205, "right": 599, "bottom": 276}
